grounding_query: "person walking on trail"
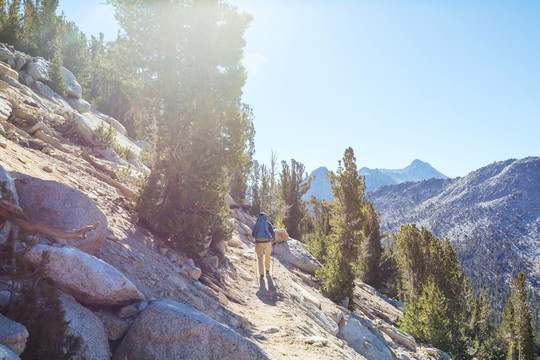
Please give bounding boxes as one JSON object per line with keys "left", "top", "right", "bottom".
{"left": 251, "top": 212, "right": 275, "bottom": 280}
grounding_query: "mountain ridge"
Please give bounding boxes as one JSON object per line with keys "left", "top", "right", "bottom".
{"left": 366, "top": 156, "right": 540, "bottom": 290}
{"left": 304, "top": 159, "right": 448, "bottom": 201}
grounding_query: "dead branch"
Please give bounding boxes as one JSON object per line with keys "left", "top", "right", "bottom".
{"left": 80, "top": 147, "right": 119, "bottom": 180}
{"left": 0, "top": 200, "right": 98, "bottom": 240}
{"left": 74, "top": 164, "right": 138, "bottom": 201}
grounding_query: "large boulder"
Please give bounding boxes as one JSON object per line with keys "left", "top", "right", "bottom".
{"left": 67, "top": 111, "right": 99, "bottom": 146}
{"left": 33, "top": 81, "right": 71, "bottom": 108}
{"left": 303, "top": 302, "right": 339, "bottom": 336}
{"left": 0, "top": 314, "right": 28, "bottom": 356}
{"left": 0, "top": 61, "right": 18, "bottom": 81}
{"left": 59, "top": 293, "right": 110, "bottom": 360}
{"left": 338, "top": 313, "right": 396, "bottom": 359}
{"left": 0, "top": 44, "right": 15, "bottom": 62}
{"left": 273, "top": 240, "right": 321, "bottom": 274}
{"left": 75, "top": 111, "right": 140, "bottom": 159}
{"left": 24, "top": 245, "right": 145, "bottom": 307}
{"left": 91, "top": 109, "right": 127, "bottom": 136}
{"left": 15, "top": 56, "right": 27, "bottom": 71}
{"left": 66, "top": 97, "right": 91, "bottom": 113}
{"left": 113, "top": 299, "right": 272, "bottom": 360}
{"left": 0, "top": 95, "right": 12, "bottom": 122}
{"left": 26, "top": 58, "right": 49, "bottom": 82}
{"left": 0, "top": 344, "right": 20, "bottom": 360}
{"left": 373, "top": 321, "right": 417, "bottom": 352}
{"left": 61, "top": 67, "right": 82, "bottom": 99}
{"left": 0, "top": 165, "right": 20, "bottom": 245}
{"left": 13, "top": 172, "right": 107, "bottom": 254}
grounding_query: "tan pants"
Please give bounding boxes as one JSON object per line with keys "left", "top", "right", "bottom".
{"left": 255, "top": 240, "right": 272, "bottom": 275}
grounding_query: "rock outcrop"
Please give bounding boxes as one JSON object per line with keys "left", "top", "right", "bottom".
{"left": 0, "top": 62, "right": 18, "bottom": 81}
{"left": 61, "top": 67, "right": 82, "bottom": 99}
{"left": 13, "top": 173, "right": 108, "bottom": 254}
{"left": 24, "top": 245, "right": 144, "bottom": 307}
{"left": 26, "top": 58, "right": 49, "bottom": 83}
{"left": 0, "top": 344, "right": 20, "bottom": 360}
{"left": 338, "top": 313, "right": 395, "bottom": 359}
{"left": 0, "top": 314, "right": 28, "bottom": 356}
{"left": 273, "top": 240, "right": 321, "bottom": 274}
{"left": 0, "top": 164, "right": 19, "bottom": 244}
{"left": 113, "top": 299, "right": 272, "bottom": 360}
{"left": 60, "top": 293, "right": 111, "bottom": 360}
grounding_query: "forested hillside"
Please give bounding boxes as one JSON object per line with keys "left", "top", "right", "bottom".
{"left": 367, "top": 157, "right": 540, "bottom": 338}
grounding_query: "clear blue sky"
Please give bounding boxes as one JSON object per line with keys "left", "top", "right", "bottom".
{"left": 59, "top": 0, "right": 540, "bottom": 178}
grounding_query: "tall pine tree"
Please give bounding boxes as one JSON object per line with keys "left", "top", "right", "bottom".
{"left": 112, "top": 0, "right": 252, "bottom": 255}
{"left": 316, "top": 147, "right": 366, "bottom": 308}
{"left": 357, "top": 202, "right": 384, "bottom": 288}
{"left": 502, "top": 272, "right": 536, "bottom": 360}
{"left": 278, "top": 158, "right": 311, "bottom": 240}
{"left": 327, "top": 147, "right": 366, "bottom": 263}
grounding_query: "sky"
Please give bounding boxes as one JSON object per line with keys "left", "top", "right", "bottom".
{"left": 58, "top": 0, "right": 540, "bottom": 178}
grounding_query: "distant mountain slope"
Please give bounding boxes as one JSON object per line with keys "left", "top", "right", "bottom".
{"left": 377, "top": 159, "right": 448, "bottom": 183}
{"left": 304, "top": 166, "right": 333, "bottom": 202}
{"left": 358, "top": 168, "right": 398, "bottom": 192}
{"left": 367, "top": 157, "right": 540, "bottom": 293}
{"left": 303, "top": 159, "right": 447, "bottom": 200}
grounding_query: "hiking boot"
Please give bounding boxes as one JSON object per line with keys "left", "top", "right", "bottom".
{"left": 265, "top": 270, "right": 270, "bottom": 277}
{"left": 260, "top": 275, "right": 264, "bottom": 280}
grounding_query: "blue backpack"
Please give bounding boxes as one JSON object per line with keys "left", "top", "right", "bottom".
{"left": 252, "top": 213, "right": 275, "bottom": 241}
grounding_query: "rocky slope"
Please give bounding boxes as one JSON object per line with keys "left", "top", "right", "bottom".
{"left": 304, "top": 159, "right": 447, "bottom": 201}
{"left": 367, "top": 157, "right": 540, "bottom": 287}
{"left": 0, "top": 44, "right": 450, "bottom": 359}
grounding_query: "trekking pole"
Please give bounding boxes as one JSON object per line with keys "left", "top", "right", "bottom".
{"left": 271, "top": 243, "right": 274, "bottom": 278}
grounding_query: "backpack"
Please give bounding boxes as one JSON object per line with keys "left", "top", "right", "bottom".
{"left": 252, "top": 213, "right": 275, "bottom": 241}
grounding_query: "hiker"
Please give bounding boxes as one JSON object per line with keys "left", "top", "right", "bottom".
{"left": 251, "top": 212, "right": 275, "bottom": 279}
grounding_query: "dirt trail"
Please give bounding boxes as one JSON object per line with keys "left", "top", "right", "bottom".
{"left": 225, "top": 246, "right": 363, "bottom": 360}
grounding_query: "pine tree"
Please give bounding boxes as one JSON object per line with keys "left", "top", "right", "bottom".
{"left": 396, "top": 225, "right": 478, "bottom": 358}
{"left": 502, "top": 273, "right": 536, "bottom": 360}
{"left": 468, "top": 286, "right": 505, "bottom": 359}
{"left": 0, "top": 0, "right": 7, "bottom": 33}
{"left": 400, "top": 276, "right": 451, "bottom": 350}
{"left": 306, "top": 196, "right": 332, "bottom": 264}
{"left": 118, "top": 0, "right": 252, "bottom": 255}
{"left": 2, "top": 0, "right": 21, "bottom": 46}
{"left": 61, "top": 22, "right": 91, "bottom": 89}
{"left": 1, "top": 238, "right": 81, "bottom": 359}
{"left": 316, "top": 147, "right": 366, "bottom": 308}
{"left": 357, "top": 202, "right": 384, "bottom": 288}
{"left": 20, "top": 0, "right": 38, "bottom": 53}
{"left": 48, "top": 50, "right": 67, "bottom": 96}
{"left": 316, "top": 239, "right": 355, "bottom": 309}
{"left": 278, "top": 159, "right": 311, "bottom": 240}
{"left": 250, "top": 160, "right": 261, "bottom": 215}
{"left": 227, "top": 104, "right": 255, "bottom": 205}
{"left": 327, "top": 147, "right": 366, "bottom": 263}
